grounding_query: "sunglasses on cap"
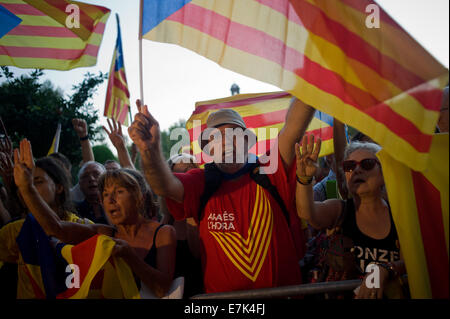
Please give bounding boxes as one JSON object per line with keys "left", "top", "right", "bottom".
{"left": 342, "top": 158, "right": 380, "bottom": 172}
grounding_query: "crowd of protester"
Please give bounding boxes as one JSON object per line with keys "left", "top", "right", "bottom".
{"left": 0, "top": 87, "right": 448, "bottom": 299}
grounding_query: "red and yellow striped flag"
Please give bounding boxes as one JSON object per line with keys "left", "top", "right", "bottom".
{"left": 104, "top": 14, "right": 130, "bottom": 126}
{"left": 57, "top": 235, "right": 140, "bottom": 299}
{"left": 142, "top": 0, "right": 448, "bottom": 171}
{"left": 377, "top": 133, "right": 449, "bottom": 299}
{"left": 16, "top": 213, "right": 140, "bottom": 299}
{"left": 0, "top": 0, "right": 110, "bottom": 70}
{"left": 186, "top": 92, "right": 336, "bottom": 165}
{"left": 22, "top": 0, "right": 108, "bottom": 41}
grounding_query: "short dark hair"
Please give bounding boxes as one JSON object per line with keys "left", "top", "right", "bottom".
{"left": 104, "top": 159, "right": 120, "bottom": 165}
{"left": 48, "top": 152, "right": 72, "bottom": 172}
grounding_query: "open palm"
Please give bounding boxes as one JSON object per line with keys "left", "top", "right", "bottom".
{"left": 295, "top": 134, "right": 321, "bottom": 178}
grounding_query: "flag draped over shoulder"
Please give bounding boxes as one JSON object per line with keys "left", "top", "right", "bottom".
{"left": 0, "top": 0, "right": 110, "bottom": 70}
{"left": 16, "top": 214, "right": 140, "bottom": 299}
{"left": 47, "top": 122, "right": 61, "bottom": 155}
{"left": 377, "top": 134, "right": 449, "bottom": 299}
{"left": 141, "top": 0, "right": 448, "bottom": 171}
{"left": 186, "top": 92, "right": 336, "bottom": 165}
{"left": 104, "top": 14, "right": 130, "bottom": 126}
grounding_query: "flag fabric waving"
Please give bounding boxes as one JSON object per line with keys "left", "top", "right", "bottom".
{"left": 186, "top": 91, "right": 336, "bottom": 165}
{"left": 0, "top": 0, "right": 110, "bottom": 70}
{"left": 104, "top": 13, "right": 130, "bottom": 126}
{"left": 15, "top": 214, "right": 140, "bottom": 299}
{"left": 47, "top": 122, "right": 61, "bottom": 155}
{"left": 22, "top": 0, "right": 108, "bottom": 41}
{"left": 0, "top": 4, "right": 21, "bottom": 38}
{"left": 141, "top": 0, "right": 448, "bottom": 171}
{"left": 377, "top": 133, "right": 449, "bottom": 299}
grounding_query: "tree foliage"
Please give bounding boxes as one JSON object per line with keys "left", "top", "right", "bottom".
{"left": 160, "top": 119, "right": 187, "bottom": 160}
{"left": 92, "top": 144, "right": 117, "bottom": 164}
{"left": 0, "top": 67, "right": 107, "bottom": 174}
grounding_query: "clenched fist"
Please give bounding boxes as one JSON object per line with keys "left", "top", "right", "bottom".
{"left": 128, "top": 99, "right": 161, "bottom": 153}
{"left": 72, "top": 118, "right": 88, "bottom": 139}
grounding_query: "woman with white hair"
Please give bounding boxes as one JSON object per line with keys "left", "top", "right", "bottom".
{"left": 295, "top": 134, "right": 406, "bottom": 299}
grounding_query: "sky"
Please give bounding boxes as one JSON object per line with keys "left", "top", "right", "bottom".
{"left": 2, "top": 0, "right": 449, "bottom": 152}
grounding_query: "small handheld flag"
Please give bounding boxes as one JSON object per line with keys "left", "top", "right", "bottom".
{"left": 104, "top": 14, "right": 130, "bottom": 126}
{"left": 47, "top": 122, "right": 61, "bottom": 155}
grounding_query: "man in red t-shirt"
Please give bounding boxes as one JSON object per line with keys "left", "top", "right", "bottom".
{"left": 128, "top": 98, "right": 315, "bottom": 294}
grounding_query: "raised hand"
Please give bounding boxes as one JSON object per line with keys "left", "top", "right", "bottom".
{"left": 0, "top": 151, "right": 14, "bottom": 186}
{"left": 0, "top": 137, "right": 13, "bottom": 159}
{"left": 72, "top": 118, "right": 88, "bottom": 139}
{"left": 128, "top": 99, "right": 161, "bottom": 152}
{"left": 130, "top": 143, "right": 138, "bottom": 164}
{"left": 13, "top": 139, "right": 35, "bottom": 190}
{"left": 103, "top": 118, "right": 125, "bottom": 149}
{"left": 295, "top": 134, "right": 321, "bottom": 179}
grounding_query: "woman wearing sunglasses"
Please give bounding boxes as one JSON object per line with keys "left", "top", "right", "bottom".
{"left": 295, "top": 134, "right": 406, "bottom": 299}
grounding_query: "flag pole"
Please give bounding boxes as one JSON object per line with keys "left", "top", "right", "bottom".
{"left": 138, "top": 0, "right": 144, "bottom": 106}
{"left": 54, "top": 122, "right": 61, "bottom": 153}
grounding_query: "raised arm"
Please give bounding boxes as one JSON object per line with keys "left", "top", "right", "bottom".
{"left": 128, "top": 100, "right": 184, "bottom": 203}
{"left": 0, "top": 135, "right": 14, "bottom": 194}
{"left": 333, "top": 118, "right": 349, "bottom": 200}
{"left": 0, "top": 151, "right": 27, "bottom": 219}
{"left": 72, "top": 118, "right": 95, "bottom": 164}
{"left": 13, "top": 139, "right": 113, "bottom": 244}
{"left": 295, "top": 134, "right": 342, "bottom": 230}
{"left": 130, "top": 143, "right": 138, "bottom": 166}
{"left": 103, "top": 118, "right": 135, "bottom": 169}
{"left": 0, "top": 193, "right": 11, "bottom": 226}
{"left": 278, "top": 97, "right": 316, "bottom": 168}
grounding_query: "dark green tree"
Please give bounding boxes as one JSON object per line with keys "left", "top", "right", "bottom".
{"left": 92, "top": 144, "right": 117, "bottom": 164}
{"left": 160, "top": 119, "right": 187, "bottom": 160}
{"left": 0, "top": 67, "right": 107, "bottom": 175}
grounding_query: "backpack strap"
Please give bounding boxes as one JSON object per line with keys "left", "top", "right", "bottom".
{"left": 198, "top": 163, "right": 223, "bottom": 222}
{"left": 198, "top": 162, "right": 291, "bottom": 226}
{"left": 249, "top": 166, "right": 291, "bottom": 226}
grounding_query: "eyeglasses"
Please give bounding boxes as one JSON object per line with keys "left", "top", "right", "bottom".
{"left": 342, "top": 158, "right": 379, "bottom": 172}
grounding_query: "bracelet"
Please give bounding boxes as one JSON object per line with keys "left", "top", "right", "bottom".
{"left": 79, "top": 135, "right": 89, "bottom": 141}
{"left": 296, "top": 175, "right": 313, "bottom": 185}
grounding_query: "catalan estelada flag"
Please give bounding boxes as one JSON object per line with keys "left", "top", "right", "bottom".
{"left": 16, "top": 214, "right": 140, "bottom": 299}
{"left": 22, "top": 0, "right": 107, "bottom": 41}
{"left": 141, "top": 0, "right": 448, "bottom": 171}
{"left": 0, "top": 0, "right": 110, "bottom": 70}
{"left": 47, "top": 122, "right": 61, "bottom": 155}
{"left": 377, "top": 133, "right": 449, "bottom": 299}
{"left": 104, "top": 13, "right": 130, "bottom": 126}
{"left": 0, "top": 4, "right": 21, "bottom": 38}
{"left": 186, "top": 91, "right": 336, "bottom": 165}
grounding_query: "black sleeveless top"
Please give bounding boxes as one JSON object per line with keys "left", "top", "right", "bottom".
{"left": 112, "top": 224, "right": 165, "bottom": 290}
{"left": 143, "top": 224, "right": 165, "bottom": 268}
{"left": 341, "top": 199, "right": 401, "bottom": 273}
{"left": 112, "top": 223, "right": 165, "bottom": 268}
